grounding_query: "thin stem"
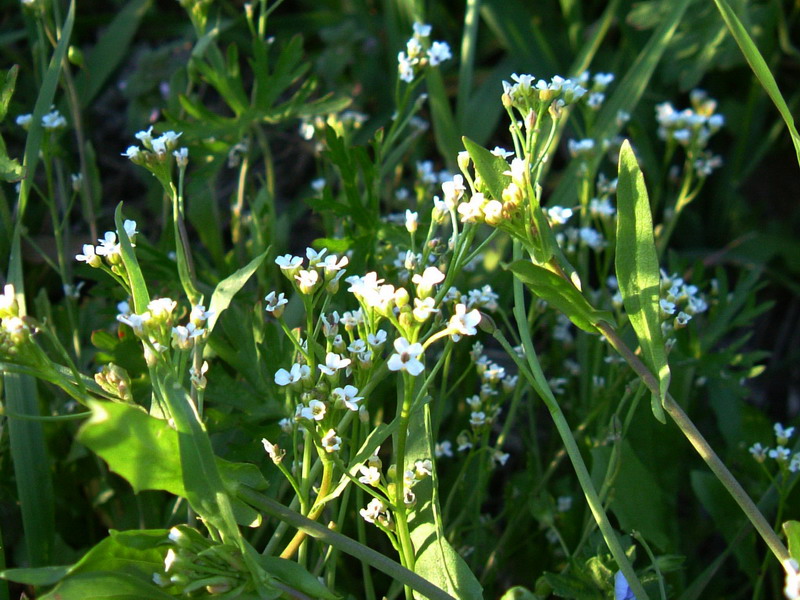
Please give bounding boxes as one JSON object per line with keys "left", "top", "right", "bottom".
{"left": 280, "top": 455, "right": 335, "bottom": 559}
{"left": 597, "top": 321, "right": 790, "bottom": 564}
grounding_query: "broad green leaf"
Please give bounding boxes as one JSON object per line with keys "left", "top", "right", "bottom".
{"left": 615, "top": 140, "right": 669, "bottom": 423}
{"left": 784, "top": 521, "right": 800, "bottom": 561}
{"left": 69, "top": 530, "right": 168, "bottom": 580}
{"left": 0, "top": 566, "right": 69, "bottom": 586}
{"left": 207, "top": 249, "right": 268, "bottom": 335}
{"left": 712, "top": 0, "right": 800, "bottom": 166}
{"left": 462, "top": 136, "right": 510, "bottom": 201}
{"left": 506, "top": 260, "right": 615, "bottom": 333}
{"left": 75, "top": 0, "right": 152, "bottom": 107}
{"left": 548, "top": 0, "right": 692, "bottom": 208}
{"left": 257, "top": 556, "right": 338, "bottom": 600}
{"left": 114, "top": 203, "right": 150, "bottom": 314}
{"left": 77, "top": 400, "right": 267, "bottom": 527}
{"left": 591, "top": 442, "right": 671, "bottom": 551}
{"left": 38, "top": 571, "right": 174, "bottom": 600}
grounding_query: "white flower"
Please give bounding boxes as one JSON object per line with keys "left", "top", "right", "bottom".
{"left": 490, "top": 146, "right": 514, "bottom": 159}
{"left": 148, "top": 297, "right": 177, "bottom": 320}
{"left": 427, "top": 41, "right": 452, "bottom": 66}
{"left": 274, "top": 363, "right": 310, "bottom": 386}
{"left": 457, "top": 193, "right": 486, "bottom": 223}
{"left": 279, "top": 418, "right": 293, "bottom": 433}
{"left": 659, "top": 298, "right": 676, "bottom": 316}
{"left": 164, "top": 548, "right": 177, "bottom": 572}
{"left": 95, "top": 231, "right": 120, "bottom": 257}
{"left": 414, "top": 459, "right": 433, "bottom": 478}
{"left": 784, "top": 559, "right": 800, "bottom": 600}
{"left": 491, "top": 449, "right": 510, "bottom": 467}
{"left": 360, "top": 498, "right": 388, "bottom": 524}
{"left": 319, "top": 254, "right": 349, "bottom": 274}
{"left": 398, "top": 52, "right": 415, "bottom": 83}
{"left": 321, "top": 429, "right": 341, "bottom": 453}
{"left": 41, "top": 109, "right": 67, "bottom": 129}
{"left": 448, "top": 303, "right": 481, "bottom": 339}
{"left": 117, "top": 311, "right": 151, "bottom": 336}
{"left": 318, "top": 352, "right": 351, "bottom": 376}
{"left": 299, "top": 399, "right": 327, "bottom": 421}
{"left": 358, "top": 464, "right": 381, "bottom": 486}
{"left": 589, "top": 197, "right": 615, "bottom": 218}
{"left": 411, "top": 266, "right": 445, "bottom": 294}
{"left": 790, "top": 454, "right": 800, "bottom": 474}
{"left": 135, "top": 126, "right": 154, "bottom": 145}
{"left": 367, "top": 330, "right": 387, "bottom": 348}
{"left": 332, "top": 385, "right": 363, "bottom": 411}
{"left": 123, "top": 146, "right": 141, "bottom": 160}
{"left": 262, "top": 438, "right": 285, "bottom": 464}
{"left": 387, "top": 337, "right": 425, "bottom": 376}
{"left": 405, "top": 210, "right": 418, "bottom": 233}
{"left": 15, "top": 114, "right": 32, "bottom": 128}
{"left": 769, "top": 446, "right": 791, "bottom": 462}
{"left": 75, "top": 244, "right": 100, "bottom": 267}
{"left": 172, "top": 323, "right": 204, "bottom": 349}
{"left": 295, "top": 269, "right": 320, "bottom": 294}
{"left": 190, "top": 305, "right": 214, "bottom": 325}
{"left": 470, "top": 411, "right": 486, "bottom": 427}
{"left": 413, "top": 297, "right": 439, "bottom": 322}
{"left": 441, "top": 175, "right": 465, "bottom": 208}
{"left": 276, "top": 253, "right": 303, "bottom": 270}
{"left": 412, "top": 22, "right": 431, "bottom": 37}
{"left": 341, "top": 308, "right": 364, "bottom": 329}
{"left": 435, "top": 440, "right": 453, "bottom": 458}
{"left": 578, "top": 227, "right": 605, "bottom": 250}
{"left": 775, "top": 423, "right": 795, "bottom": 444}
{"left": 504, "top": 158, "right": 527, "bottom": 186}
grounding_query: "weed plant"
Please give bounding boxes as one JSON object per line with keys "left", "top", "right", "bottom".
{"left": 0, "top": 1, "right": 799, "bottom": 599}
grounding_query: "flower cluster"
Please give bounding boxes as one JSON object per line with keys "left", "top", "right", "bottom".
{"left": 274, "top": 247, "right": 349, "bottom": 296}
{"left": 657, "top": 270, "right": 709, "bottom": 336}
{"left": 502, "top": 70, "right": 614, "bottom": 114}
{"left": 75, "top": 220, "right": 138, "bottom": 272}
{"left": 749, "top": 423, "right": 800, "bottom": 472}
{"left": 397, "top": 22, "right": 452, "bottom": 83}
{"left": 16, "top": 107, "right": 67, "bottom": 131}
{"left": 156, "top": 527, "right": 248, "bottom": 595}
{"left": 656, "top": 90, "right": 724, "bottom": 177}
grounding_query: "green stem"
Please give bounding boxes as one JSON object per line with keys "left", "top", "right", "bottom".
{"left": 506, "top": 242, "right": 650, "bottom": 600}
{"left": 597, "top": 321, "right": 790, "bottom": 564}
{"left": 239, "top": 487, "right": 456, "bottom": 600}
{"left": 393, "top": 374, "right": 417, "bottom": 598}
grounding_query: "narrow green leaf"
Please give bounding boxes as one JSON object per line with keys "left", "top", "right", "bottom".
{"left": 615, "top": 140, "right": 669, "bottom": 423}
{"left": 426, "top": 67, "right": 462, "bottom": 168}
{"left": 0, "top": 65, "right": 18, "bottom": 120}
{"left": 38, "top": 571, "right": 175, "bottom": 600}
{"left": 114, "top": 203, "right": 150, "bottom": 313}
{"left": 0, "top": 566, "right": 69, "bottom": 586}
{"left": 75, "top": 0, "right": 152, "bottom": 107}
{"left": 712, "top": 0, "right": 800, "bottom": 166}
{"left": 506, "top": 260, "right": 615, "bottom": 333}
{"left": 462, "top": 136, "right": 510, "bottom": 201}
{"left": 784, "top": 521, "right": 800, "bottom": 561}
{"left": 207, "top": 248, "right": 268, "bottom": 335}
{"left": 548, "top": 0, "right": 692, "bottom": 208}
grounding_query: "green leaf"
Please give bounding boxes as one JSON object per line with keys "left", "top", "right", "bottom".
{"left": 541, "top": 571, "right": 603, "bottom": 600}
{"left": 506, "top": 260, "right": 615, "bottom": 333}
{"left": 207, "top": 249, "right": 268, "bottom": 335}
{"left": 38, "top": 571, "right": 175, "bottom": 600}
{"left": 784, "top": 521, "right": 800, "bottom": 561}
{"left": 77, "top": 400, "right": 267, "bottom": 527}
{"left": 0, "top": 566, "right": 69, "bottom": 586}
{"left": 462, "top": 136, "right": 511, "bottom": 201}
{"left": 0, "top": 65, "right": 18, "bottom": 121}
{"left": 257, "top": 556, "right": 338, "bottom": 600}
{"left": 69, "top": 530, "right": 169, "bottom": 580}
{"left": 426, "top": 67, "right": 462, "bottom": 169}
{"left": 114, "top": 203, "right": 150, "bottom": 314}
{"left": 711, "top": 0, "right": 800, "bottom": 166}
{"left": 615, "top": 140, "right": 669, "bottom": 423}
{"left": 75, "top": 0, "right": 152, "bottom": 107}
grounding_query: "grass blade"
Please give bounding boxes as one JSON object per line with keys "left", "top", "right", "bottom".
{"left": 3, "top": 0, "right": 76, "bottom": 569}
{"left": 711, "top": 0, "right": 800, "bottom": 166}
{"left": 615, "top": 140, "right": 670, "bottom": 423}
